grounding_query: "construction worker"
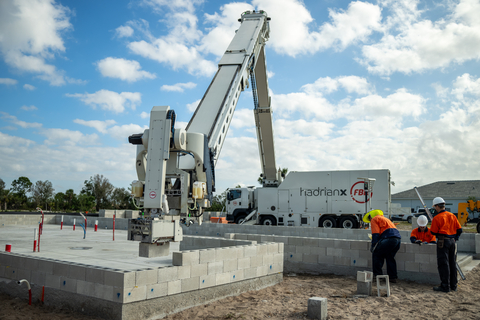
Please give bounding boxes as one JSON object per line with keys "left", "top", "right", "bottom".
{"left": 410, "top": 215, "right": 436, "bottom": 244}
{"left": 363, "top": 210, "right": 402, "bottom": 283}
{"left": 429, "top": 197, "right": 462, "bottom": 292}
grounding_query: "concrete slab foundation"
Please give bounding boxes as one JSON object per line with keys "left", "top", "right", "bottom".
{"left": 0, "top": 221, "right": 283, "bottom": 320}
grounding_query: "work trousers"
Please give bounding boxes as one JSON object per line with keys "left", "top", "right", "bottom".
{"left": 437, "top": 238, "right": 457, "bottom": 290}
{"left": 372, "top": 237, "right": 401, "bottom": 279}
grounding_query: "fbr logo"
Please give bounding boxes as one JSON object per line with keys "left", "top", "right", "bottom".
{"left": 350, "top": 181, "right": 372, "bottom": 203}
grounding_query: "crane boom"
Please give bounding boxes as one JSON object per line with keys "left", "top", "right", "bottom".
{"left": 127, "top": 10, "right": 279, "bottom": 257}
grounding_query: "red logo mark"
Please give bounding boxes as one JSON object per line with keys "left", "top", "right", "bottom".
{"left": 350, "top": 181, "right": 372, "bottom": 204}
{"left": 149, "top": 191, "right": 157, "bottom": 199}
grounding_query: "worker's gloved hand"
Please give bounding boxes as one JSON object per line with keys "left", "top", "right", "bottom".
{"left": 415, "top": 240, "right": 422, "bottom": 245}
{"left": 423, "top": 241, "right": 428, "bottom": 244}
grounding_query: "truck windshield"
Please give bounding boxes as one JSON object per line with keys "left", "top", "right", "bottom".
{"left": 227, "top": 190, "right": 241, "bottom": 201}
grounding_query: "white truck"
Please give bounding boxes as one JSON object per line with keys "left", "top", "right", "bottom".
{"left": 227, "top": 169, "right": 395, "bottom": 228}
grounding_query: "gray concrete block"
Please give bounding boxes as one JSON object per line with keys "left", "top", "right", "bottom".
{"left": 215, "top": 247, "right": 232, "bottom": 261}
{"left": 199, "top": 249, "right": 215, "bottom": 264}
{"left": 414, "top": 253, "right": 431, "bottom": 263}
{"left": 274, "top": 236, "right": 289, "bottom": 244}
{"left": 350, "top": 241, "right": 369, "bottom": 251}
{"left": 405, "top": 261, "right": 420, "bottom": 272}
{"left": 296, "top": 246, "right": 311, "bottom": 254}
{"left": 45, "top": 274, "right": 61, "bottom": 289}
{"left": 311, "top": 247, "right": 326, "bottom": 256}
{"left": 167, "top": 280, "right": 181, "bottom": 295}
{"left": 303, "top": 238, "right": 320, "bottom": 247}
{"left": 334, "top": 256, "right": 351, "bottom": 266}
{"left": 303, "top": 254, "right": 319, "bottom": 264}
{"left": 476, "top": 234, "right": 480, "bottom": 254}
{"left": 52, "top": 262, "right": 70, "bottom": 277}
{"left": 289, "top": 237, "right": 303, "bottom": 246}
{"left": 207, "top": 261, "right": 223, "bottom": 275}
{"left": 177, "top": 265, "right": 191, "bottom": 280}
{"left": 308, "top": 297, "right": 327, "bottom": 320}
{"left": 37, "top": 260, "right": 54, "bottom": 275}
{"left": 250, "top": 255, "right": 263, "bottom": 268}
{"left": 287, "top": 253, "right": 303, "bottom": 262}
{"left": 357, "top": 281, "right": 372, "bottom": 296}
{"left": 59, "top": 277, "right": 77, "bottom": 293}
{"left": 238, "top": 257, "right": 250, "bottom": 270}
{"left": 191, "top": 263, "right": 207, "bottom": 278}
{"left": 334, "top": 240, "right": 351, "bottom": 249}
{"left": 278, "top": 242, "right": 284, "bottom": 253}
{"left": 93, "top": 282, "right": 113, "bottom": 300}
{"left": 85, "top": 267, "right": 104, "bottom": 284}
{"left": 318, "top": 255, "right": 335, "bottom": 264}
{"left": 326, "top": 248, "right": 342, "bottom": 257}
{"left": 235, "top": 246, "right": 245, "bottom": 259}
{"left": 357, "top": 271, "right": 373, "bottom": 282}
{"left": 68, "top": 264, "right": 86, "bottom": 281}
{"left": 136, "top": 268, "right": 157, "bottom": 286}
{"left": 199, "top": 274, "right": 216, "bottom": 289}
{"left": 285, "top": 245, "right": 296, "bottom": 253}
{"left": 244, "top": 267, "right": 258, "bottom": 279}
{"left": 244, "top": 245, "right": 257, "bottom": 257}
{"left": 147, "top": 282, "right": 168, "bottom": 299}
{"left": 30, "top": 271, "right": 46, "bottom": 286}
{"left": 263, "top": 254, "right": 274, "bottom": 266}
{"left": 223, "top": 259, "right": 238, "bottom": 272}
{"left": 215, "top": 272, "right": 230, "bottom": 285}
{"left": 181, "top": 276, "right": 200, "bottom": 292}
{"left": 342, "top": 249, "right": 360, "bottom": 259}
{"left": 257, "top": 265, "right": 268, "bottom": 277}
{"left": 352, "top": 258, "right": 368, "bottom": 268}
{"left": 123, "top": 285, "right": 147, "bottom": 303}
{"left": 257, "top": 244, "right": 268, "bottom": 255}
{"left": 419, "top": 263, "right": 437, "bottom": 274}
{"left": 158, "top": 267, "right": 178, "bottom": 284}
{"left": 76, "top": 280, "right": 94, "bottom": 296}
{"left": 231, "top": 269, "right": 244, "bottom": 282}
{"left": 139, "top": 242, "right": 170, "bottom": 258}
{"left": 104, "top": 270, "right": 130, "bottom": 287}
{"left": 173, "top": 250, "right": 200, "bottom": 266}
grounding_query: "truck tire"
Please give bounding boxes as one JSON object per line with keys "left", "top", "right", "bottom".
{"left": 407, "top": 216, "right": 413, "bottom": 224}
{"left": 260, "top": 216, "right": 276, "bottom": 226}
{"left": 234, "top": 214, "right": 247, "bottom": 224}
{"left": 319, "top": 216, "right": 336, "bottom": 228}
{"left": 477, "top": 221, "right": 480, "bottom": 234}
{"left": 340, "top": 216, "right": 357, "bottom": 229}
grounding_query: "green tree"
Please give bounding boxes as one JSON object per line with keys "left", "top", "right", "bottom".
{"left": 65, "top": 189, "right": 76, "bottom": 211}
{"left": 111, "top": 187, "right": 132, "bottom": 209}
{"left": 206, "top": 189, "right": 227, "bottom": 212}
{"left": 32, "top": 180, "right": 55, "bottom": 210}
{"left": 54, "top": 192, "right": 66, "bottom": 211}
{"left": 0, "top": 178, "right": 6, "bottom": 211}
{"left": 83, "top": 174, "right": 114, "bottom": 211}
{"left": 11, "top": 176, "right": 32, "bottom": 208}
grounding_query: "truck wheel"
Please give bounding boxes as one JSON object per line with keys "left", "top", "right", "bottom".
{"left": 235, "top": 214, "right": 247, "bottom": 224}
{"left": 477, "top": 221, "right": 480, "bottom": 233}
{"left": 319, "top": 216, "right": 336, "bottom": 228}
{"left": 340, "top": 216, "right": 357, "bottom": 229}
{"left": 260, "top": 216, "right": 276, "bottom": 226}
{"left": 407, "top": 216, "right": 413, "bottom": 224}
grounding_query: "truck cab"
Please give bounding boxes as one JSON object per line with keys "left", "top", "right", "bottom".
{"left": 226, "top": 187, "right": 255, "bottom": 224}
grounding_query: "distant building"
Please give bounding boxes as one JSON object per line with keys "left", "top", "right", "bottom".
{"left": 391, "top": 180, "right": 480, "bottom": 213}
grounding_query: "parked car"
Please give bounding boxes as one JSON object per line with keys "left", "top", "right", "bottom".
{"left": 414, "top": 208, "right": 437, "bottom": 221}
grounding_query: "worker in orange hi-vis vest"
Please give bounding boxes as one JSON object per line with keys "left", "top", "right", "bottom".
{"left": 363, "top": 210, "right": 402, "bottom": 283}
{"left": 410, "top": 215, "right": 436, "bottom": 244}
{"left": 429, "top": 197, "right": 462, "bottom": 293}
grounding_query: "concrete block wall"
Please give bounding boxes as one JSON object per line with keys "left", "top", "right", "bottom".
{"left": 179, "top": 235, "right": 256, "bottom": 250}
{"left": 229, "top": 233, "right": 440, "bottom": 284}
{"left": 0, "top": 239, "right": 283, "bottom": 304}
{"left": 54, "top": 216, "right": 130, "bottom": 231}
{"left": 183, "top": 223, "right": 477, "bottom": 253}
{"left": 0, "top": 214, "right": 57, "bottom": 227}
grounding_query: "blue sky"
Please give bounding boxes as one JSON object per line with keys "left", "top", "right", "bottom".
{"left": 1, "top": 0, "right": 480, "bottom": 197}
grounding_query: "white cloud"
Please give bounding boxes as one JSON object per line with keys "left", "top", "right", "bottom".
{"left": 128, "top": 39, "right": 216, "bottom": 76}
{"left": 0, "top": 112, "right": 42, "bottom": 128}
{"left": 40, "top": 128, "right": 100, "bottom": 146}
{"left": 66, "top": 90, "right": 142, "bottom": 113}
{"left": 274, "top": 119, "right": 334, "bottom": 138}
{"left": 186, "top": 99, "right": 200, "bottom": 112}
{"left": 73, "top": 119, "right": 116, "bottom": 134}
{"left": 140, "top": 111, "right": 149, "bottom": 119}
{"left": 0, "top": 78, "right": 18, "bottom": 85}
{"left": 230, "top": 108, "right": 254, "bottom": 129}
{"left": 452, "top": 73, "right": 480, "bottom": 100}
{"left": 161, "top": 82, "right": 196, "bottom": 92}
{"left": 107, "top": 124, "right": 148, "bottom": 141}
{"left": 140, "top": 0, "right": 204, "bottom": 14}
{"left": 20, "top": 105, "right": 38, "bottom": 111}
{"left": 302, "top": 76, "right": 373, "bottom": 95}
{"left": 96, "top": 57, "right": 156, "bottom": 82}
{"left": 251, "top": 0, "right": 381, "bottom": 56}
{"left": 361, "top": 0, "right": 480, "bottom": 75}
{"left": 0, "top": 0, "right": 72, "bottom": 85}
{"left": 115, "top": 25, "right": 134, "bottom": 38}
{"left": 23, "top": 84, "right": 36, "bottom": 90}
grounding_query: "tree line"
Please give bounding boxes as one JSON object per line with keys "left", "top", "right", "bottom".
{"left": 0, "top": 175, "right": 135, "bottom": 213}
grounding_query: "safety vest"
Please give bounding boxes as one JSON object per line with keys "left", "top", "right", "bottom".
{"left": 371, "top": 215, "right": 401, "bottom": 243}
{"left": 430, "top": 210, "right": 462, "bottom": 237}
{"left": 410, "top": 227, "right": 436, "bottom": 243}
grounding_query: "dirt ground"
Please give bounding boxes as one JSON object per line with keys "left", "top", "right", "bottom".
{"left": 1, "top": 265, "right": 479, "bottom": 320}
{"left": 2, "top": 222, "right": 479, "bottom": 320}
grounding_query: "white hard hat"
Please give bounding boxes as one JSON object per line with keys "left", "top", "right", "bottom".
{"left": 432, "top": 197, "right": 445, "bottom": 206}
{"left": 417, "top": 215, "right": 428, "bottom": 227}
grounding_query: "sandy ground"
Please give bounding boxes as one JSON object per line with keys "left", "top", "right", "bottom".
{"left": 1, "top": 264, "right": 479, "bottom": 320}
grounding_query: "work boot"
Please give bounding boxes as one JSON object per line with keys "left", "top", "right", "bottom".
{"left": 433, "top": 286, "right": 450, "bottom": 293}
{"left": 451, "top": 286, "right": 457, "bottom": 292}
